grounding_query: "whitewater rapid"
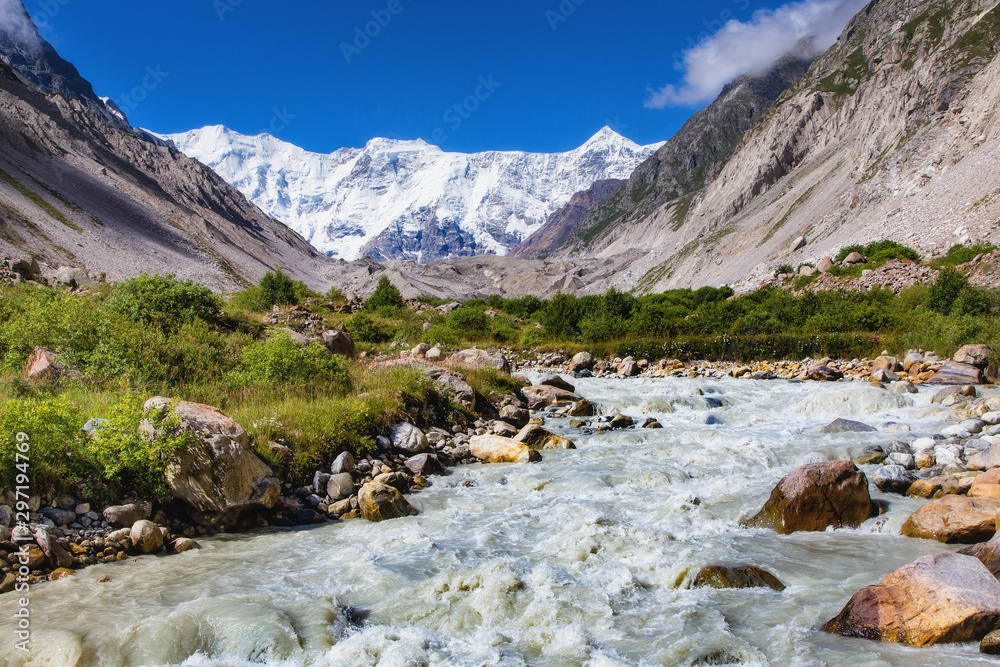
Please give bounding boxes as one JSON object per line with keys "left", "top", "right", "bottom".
{"left": 3, "top": 376, "right": 997, "bottom": 666}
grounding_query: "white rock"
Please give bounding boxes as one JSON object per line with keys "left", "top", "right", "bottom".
{"left": 940, "top": 425, "right": 972, "bottom": 439}
{"left": 911, "top": 438, "right": 937, "bottom": 453}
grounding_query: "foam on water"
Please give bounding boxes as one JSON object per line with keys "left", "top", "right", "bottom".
{"left": 2, "top": 377, "right": 999, "bottom": 666}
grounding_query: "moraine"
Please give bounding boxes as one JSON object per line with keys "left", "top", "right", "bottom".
{"left": 2, "top": 375, "right": 996, "bottom": 666}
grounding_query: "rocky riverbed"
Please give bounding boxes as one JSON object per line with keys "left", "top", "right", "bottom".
{"left": 5, "top": 362, "right": 1000, "bottom": 664}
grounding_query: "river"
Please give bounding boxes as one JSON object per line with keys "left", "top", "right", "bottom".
{"left": 2, "top": 375, "right": 996, "bottom": 666}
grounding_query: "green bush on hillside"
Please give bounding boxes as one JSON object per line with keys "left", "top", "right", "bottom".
{"left": 364, "top": 276, "right": 405, "bottom": 313}
{"left": 344, "top": 312, "right": 390, "bottom": 344}
{"left": 260, "top": 269, "right": 311, "bottom": 306}
{"left": 935, "top": 242, "right": 998, "bottom": 267}
{"left": 104, "top": 274, "right": 222, "bottom": 329}
{"left": 835, "top": 240, "right": 920, "bottom": 266}
{"left": 927, "top": 267, "right": 970, "bottom": 315}
{"left": 233, "top": 331, "right": 351, "bottom": 389}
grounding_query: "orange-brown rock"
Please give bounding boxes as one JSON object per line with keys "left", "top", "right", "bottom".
{"left": 959, "top": 532, "right": 1000, "bottom": 578}
{"left": 901, "top": 496, "right": 1000, "bottom": 544}
{"left": 823, "top": 552, "right": 1000, "bottom": 647}
{"left": 743, "top": 461, "right": 874, "bottom": 535}
{"left": 470, "top": 435, "right": 542, "bottom": 464}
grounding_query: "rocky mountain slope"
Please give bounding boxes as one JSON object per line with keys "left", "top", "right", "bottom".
{"left": 0, "top": 1, "right": 331, "bottom": 290}
{"left": 516, "top": 55, "right": 815, "bottom": 260}
{"left": 161, "top": 126, "right": 662, "bottom": 263}
{"left": 563, "top": 0, "right": 1000, "bottom": 292}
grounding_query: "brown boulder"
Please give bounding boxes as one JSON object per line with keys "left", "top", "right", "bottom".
{"left": 358, "top": 481, "right": 418, "bottom": 522}
{"left": 450, "top": 348, "right": 511, "bottom": 374}
{"left": 901, "top": 495, "right": 1000, "bottom": 544}
{"left": 822, "top": 552, "right": 1000, "bottom": 647}
{"left": 143, "top": 397, "right": 279, "bottom": 525}
{"left": 955, "top": 345, "right": 994, "bottom": 368}
{"left": 129, "top": 520, "right": 164, "bottom": 554}
{"left": 743, "top": 461, "right": 874, "bottom": 534}
{"left": 321, "top": 330, "right": 355, "bottom": 358}
{"left": 693, "top": 565, "right": 785, "bottom": 591}
{"left": 928, "top": 362, "right": 985, "bottom": 385}
{"left": 470, "top": 435, "right": 541, "bottom": 464}
{"left": 23, "top": 347, "right": 62, "bottom": 382}
{"left": 521, "top": 384, "right": 594, "bottom": 415}
{"left": 959, "top": 532, "right": 1000, "bottom": 578}
{"left": 513, "top": 424, "right": 576, "bottom": 451}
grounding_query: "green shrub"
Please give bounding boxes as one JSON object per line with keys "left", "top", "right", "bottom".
{"left": 774, "top": 264, "right": 794, "bottom": 277}
{"left": 935, "top": 242, "right": 997, "bottom": 267}
{"left": 541, "top": 293, "right": 580, "bottom": 339}
{"left": 0, "top": 283, "right": 101, "bottom": 371}
{"left": 927, "top": 267, "right": 970, "bottom": 315}
{"left": 233, "top": 332, "right": 351, "bottom": 389}
{"left": 447, "top": 308, "right": 491, "bottom": 338}
{"left": 364, "top": 276, "right": 405, "bottom": 312}
{"left": 260, "top": 270, "right": 300, "bottom": 306}
{"left": 835, "top": 245, "right": 865, "bottom": 263}
{"left": 104, "top": 274, "right": 222, "bottom": 329}
{"left": 229, "top": 286, "right": 273, "bottom": 313}
{"left": 865, "top": 240, "right": 920, "bottom": 264}
{"left": 344, "top": 312, "right": 390, "bottom": 344}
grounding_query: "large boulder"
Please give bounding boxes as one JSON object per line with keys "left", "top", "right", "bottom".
{"left": 822, "top": 552, "right": 1000, "bottom": 647}
{"left": 390, "top": 422, "right": 429, "bottom": 454}
{"left": 954, "top": 345, "right": 994, "bottom": 368}
{"left": 538, "top": 374, "right": 575, "bottom": 393}
{"left": 450, "top": 348, "right": 511, "bottom": 374}
{"left": 358, "top": 481, "right": 417, "bottom": 522}
{"left": 103, "top": 502, "right": 151, "bottom": 528}
{"left": 513, "top": 424, "right": 576, "bottom": 450}
{"left": 129, "top": 520, "right": 164, "bottom": 554}
{"left": 568, "top": 351, "right": 593, "bottom": 373}
{"left": 821, "top": 418, "right": 876, "bottom": 433}
{"left": 743, "top": 461, "right": 874, "bottom": 534}
{"left": 901, "top": 495, "right": 1000, "bottom": 544}
{"left": 23, "top": 347, "right": 63, "bottom": 382}
{"left": 321, "top": 330, "right": 355, "bottom": 358}
{"left": 423, "top": 366, "right": 476, "bottom": 410}
{"left": 33, "top": 527, "right": 73, "bottom": 568}
{"left": 928, "top": 362, "right": 985, "bottom": 385}
{"left": 499, "top": 405, "right": 530, "bottom": 428}
{"left": 143, "top": 397, "right": 279, "bottom": 525}
{"left": 959, "top": 532, "right": 1000, "bottom": 578}
{"left": 520, "top": 384, "right": 595, "bottom": 415}
{"left": 470, "top": 435, "right": 541, "bottom": 464}
{"left": 693, "top": 565, "right": 785, "bottom": 591}
{"left": 968, "top": 444, "right": 1000, "bottom": 471}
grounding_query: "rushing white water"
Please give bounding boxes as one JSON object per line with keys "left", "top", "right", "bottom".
{"left": 3, "top": 376, "right": 998, "bottom": 666}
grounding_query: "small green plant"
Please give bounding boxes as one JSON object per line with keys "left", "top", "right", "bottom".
{"left": 260, "top": 270, "right": 301, "bottom": 306}
{"left": 344, "top": 312, "right": 390, "bottom": 344}
{"left": 774, "top": 264, "right": 795, "bottom": 277}
{"left": 934, "top": 242, "right": 997, "bottom": 267}
{"left": 927, "top": 267, "right": 970, "bottom": 315}
{"left": 228, "top": 286, "right": 273, "bottom": 313}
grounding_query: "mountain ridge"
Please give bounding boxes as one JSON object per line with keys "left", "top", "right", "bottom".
{"left": 160, "top": 124, "right": 663, "bottom": 263}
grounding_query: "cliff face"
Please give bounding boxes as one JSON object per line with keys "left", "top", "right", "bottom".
{"left": 603, "top": 0, "right": 1000, "bottom": 292}
{"left": 509, "top": 179, "right": 623, "bottom": 259}
{"left": 0, "top": 4, "right": 331, "bottom": 290}
{"left": 517, "top": 56, "right": 814, "bottom": 259}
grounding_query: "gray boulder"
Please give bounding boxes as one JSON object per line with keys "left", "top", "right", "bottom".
{"left": 872, "top": 465, "right": 914, "bottom": 494}
{"left": 391, "top": 422, "right": 429, "bottom": 454}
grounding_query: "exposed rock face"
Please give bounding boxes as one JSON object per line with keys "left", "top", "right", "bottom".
{"left": 519, "top": 55, "right": 814, "bottom": 258}
{"left": 901, "top": 496, "right": 1000, "bottom": 544}
{"left": 0, "top": 16, "right": 330, "bottom": 291}
{"left": 744, "top": 461, "right": 874, "bottom": 534}
{"left": 822, "top": 552, "right": 1000, "bottom": 647}
{"left": 470, "top": 435, "right": 542, "bottom": 464}
{"left": 143, "top": 397, "right": 279, "bottom": 525}
{"left": 358, "top": 481, "right": 418, "bottom": 522}
{"left": 510, "top": 179, "right": 624, "bottom": 259}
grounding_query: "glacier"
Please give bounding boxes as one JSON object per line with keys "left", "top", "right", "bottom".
{"left": 158, "top": 125, "right": 662, "bottom": 262}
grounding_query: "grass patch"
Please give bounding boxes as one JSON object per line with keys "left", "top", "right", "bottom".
{"left": 670, "top": 196, "right": 694, "bottom": 232}
{"left": 816, "top": 48, "right": 872, "bottom": 96}
{"left": 0, "top": 167, "right": 81, "bottom": 231}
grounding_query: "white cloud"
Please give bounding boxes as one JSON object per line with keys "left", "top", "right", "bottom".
{"left": 0, "top": 0, "right": 41, "bottom": 49}
{"left": 646, "top": 0, "right": 867, "bottom": 108}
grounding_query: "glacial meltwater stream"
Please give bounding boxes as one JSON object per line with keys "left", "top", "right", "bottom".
{"left": 3, "top": 375, "right": 997, "bottom": 666}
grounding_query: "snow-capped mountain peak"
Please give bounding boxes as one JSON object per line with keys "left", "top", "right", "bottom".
{"left": 158, "top": 126, "right": 663, "bottom": 262}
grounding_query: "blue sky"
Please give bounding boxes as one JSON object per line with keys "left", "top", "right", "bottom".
{"left": 27, "top": 0, "right": 861, "bottom": 154}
